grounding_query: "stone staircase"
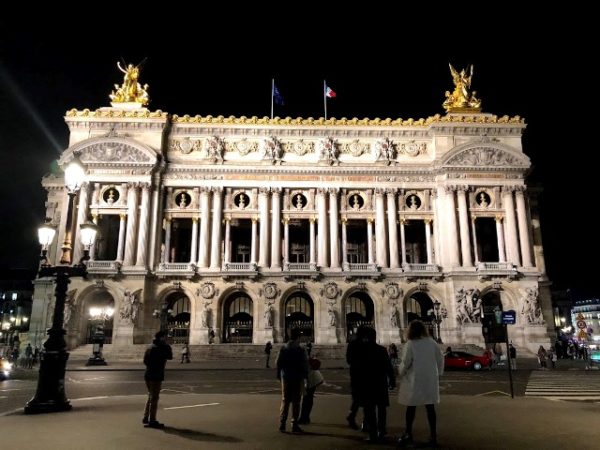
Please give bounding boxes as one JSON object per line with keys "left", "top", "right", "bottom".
{"left": 68, "top": 343, "right": 348, "bottom": 362}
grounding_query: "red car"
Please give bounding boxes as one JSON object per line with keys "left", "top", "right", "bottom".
{"left": 444, "top": 351, "right": 492, "bottom": 371}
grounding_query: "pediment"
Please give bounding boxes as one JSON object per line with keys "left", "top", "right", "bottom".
{"left": 441, "top": 142, "right": 530, "bottom": 169}
{"left": 59, "top": 137, "right": 158, "bottom": 167}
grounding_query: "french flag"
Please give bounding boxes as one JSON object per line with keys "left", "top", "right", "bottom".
{"left": 325, "top": 85, "right": 336, "bottom": 98}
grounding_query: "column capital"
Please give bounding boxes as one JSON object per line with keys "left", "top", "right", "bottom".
{"left": 444, "top": 185, "right": 458, "bottom": 194}
{"left": 367, "top": 217, "right": 375, "bottom": 224}
{"left": 271, "top": 187, "right": 282, "bottom": 195}
{"left": 282, "top": 216, "right": 289, "bottom": 224}
{"left": 211, "top": 186, "right": 224, "bottom": 194}
{"left": 192, "top": 216, "right": 199, "bottom": 224}
{"left": 200, "top": 186, "right": 212, "bottom": 194}
{"left": 501, "top": 185, "right": 517, "bottom": 194}
{"left": 328, "top": 187, "right": 339, "bottom": 196}
{"left": 259, "top": 187, "right": 270, "bottom": 195}
{"left": 317, "top": 187, "right": 328, "bottom": 195}
{"left": 385, "top": 188, "right": 397, "bottom": 196}
{"left": 424, "top": 218, "right": 432, "bottom": 225}
{"left": 495, "top": 215, "right": 504, "bottom": 223}
{"left": 470, "top": 215, "right": 477, "bottom": 223}
{"left": 310, "top": 216, "right": 317, "bottom": 223}
{"left": 374, "top": 188, "right": 386, "bottom": 196}
{"left": 399, "top": 217, "right": 407, "bottom": 225}
{"left": 126, "top": 181, "right": 140, "bottom": 189}
{"left": 252, "top": 216, "right": 258, "bottom": 224}
{"left": 340, "top": 216, "right": 348, "bottom": 223}
{"left": 514, "top": 185, "right": 527, "bottom": 193}
{"left": 119, "top": 212, "right": 127, "bottom": 220}
{"left": 455, "top": 185, "right": 470, "bottom": 193}
{"left": 140, "top": 182, "right": 151, "bottom": 191}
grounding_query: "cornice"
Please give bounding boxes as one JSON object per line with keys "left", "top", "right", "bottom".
{"left": 66, "top": 108, "right": 168, "bottom": 119}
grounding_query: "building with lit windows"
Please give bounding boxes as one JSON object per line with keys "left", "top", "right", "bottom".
{"left": 28, "top": 66, "right": 554, "bottom": 353}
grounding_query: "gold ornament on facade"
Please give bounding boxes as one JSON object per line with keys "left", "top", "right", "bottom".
{"left": 109, "top": 61, "right": 150, "bottom": 106}
{"left": 443, "top": 64, "right": 482, "bottom": 113}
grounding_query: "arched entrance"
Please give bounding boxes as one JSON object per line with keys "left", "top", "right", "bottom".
{"left": 164, "top": 292, "right": 191, "bottom": 344}
{"left": 85, "top": 291, "right": 115, "bottom": 344}
{"left": 345, "top": 292, "right": 375, "bottom": 342}
{"left": 284, "top": 292, "right": 314, "bottom": 342}
{"left": 223, "top": 293, "right": 253, "bottom": 343}
{"left": 481, "top": 291, "right": 505, "bottom": 343}
{"left": 405, "top": 292, "right": 435, "bottom": 336}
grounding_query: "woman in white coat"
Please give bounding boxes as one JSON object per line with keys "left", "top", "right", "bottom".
{"left": 397, "top": 320, "right": 444, "bottom": 447}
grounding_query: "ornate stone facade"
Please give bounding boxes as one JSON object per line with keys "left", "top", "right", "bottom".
{"left": 29, "top": 98, "right": 553, "bottom": 353}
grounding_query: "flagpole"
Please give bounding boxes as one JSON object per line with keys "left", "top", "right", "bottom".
{"left": 271, "top": 78, "right": 274, "bottom": 120}
{"left": 324, "top": 80, "right": 327, "bottom": 120}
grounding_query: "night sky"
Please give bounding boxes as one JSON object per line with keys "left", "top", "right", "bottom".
{"left": 0, "top": 10, "right": 596, "bottom": 297}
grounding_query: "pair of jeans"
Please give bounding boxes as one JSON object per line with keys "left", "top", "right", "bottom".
{"left": 144, "top": 380, "right": 162, "bottom": 421}
{"left": 279, "top": 379, "right": 303, "bottom": 424}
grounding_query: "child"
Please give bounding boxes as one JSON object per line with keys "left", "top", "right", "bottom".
{"left": 298, "top": 356, "right": 324, "bottom": 424}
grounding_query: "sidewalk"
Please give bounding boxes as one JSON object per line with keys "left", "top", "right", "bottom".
{"left": 2, "top": 393, "right": 599, "bottom": 449}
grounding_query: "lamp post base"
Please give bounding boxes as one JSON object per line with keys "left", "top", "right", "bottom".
{"left": 24, "top": 350, "right": 72, "bottom": 414}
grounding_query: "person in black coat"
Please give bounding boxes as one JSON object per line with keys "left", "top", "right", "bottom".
{"left": 354, "top": 327, "right": 396, "bottom": 442}
{"left": 346, "top": 325, "right": 368, "bottom": 430}
{"left": 143, "top": 331, "right": 173, "bottom": 428}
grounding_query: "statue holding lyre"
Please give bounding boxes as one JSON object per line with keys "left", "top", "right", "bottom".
{"left": 443, "top": 64, "right": 481, "bottom": 113}
{"left": 109, "top": 60, "right": 150, "bottom": 106}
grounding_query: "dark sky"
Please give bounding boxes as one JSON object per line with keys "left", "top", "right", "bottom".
{"left": 0, "top": 9, "right": 596, "bottom": 297}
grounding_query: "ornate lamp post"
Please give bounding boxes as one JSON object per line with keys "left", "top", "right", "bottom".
{"left": 433, "top": 300, "right": 443, "bottom": 344}
{"left": 25, "top": 157, "right": 98, "bottom": 414}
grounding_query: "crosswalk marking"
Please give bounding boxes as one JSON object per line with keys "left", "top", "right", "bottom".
{"left": 526, "top": 371, "right": 600, "bottom": 400}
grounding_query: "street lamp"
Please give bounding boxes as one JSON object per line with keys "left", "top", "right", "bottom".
{"left": 25, "top": 158, "right": 98, "bottom": 414}
{"left": 433, "top": 300, "right": 443, "bottom": 344}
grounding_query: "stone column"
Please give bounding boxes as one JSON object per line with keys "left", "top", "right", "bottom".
{"left": 329, "top": 188, "right": 340, "bottom": 269}
{"left": 502, "top": 186, "right": 520, "bottom": 265}
{"left": 456, "top": 186, "right": 473, "bottom": 267}
{"left": 425, "top": 218, "right": 433, "bottom": 264}
{"left": 198, "top": 187, "right": 211, "bottom": 268}
{"left": 210, "top": 188, "right": 223, "bottom": 269}
{"left": 341, "top": 218, "right": 348, "bottom": 267}
{"left": 250, "top": 217, "right": 258, "bottom": 264}
{"left": 116, "top": 212, "right": 127, "bottom": 262}
{"left": 375, "top": 189, "right": 388, "bottom": 268}
{"left": 148, "top": 182, "right": 162, "bottom": 269}
{"left": 72, "top": 182, "right": 90, "bottom": 263}
{"left": 471, "top": 217, "right": 479, "bottom": 264}
{"left": 90, "top": 213, "right": 98, "bottom": 260}
{"left": 135, "top": 183, "right": 151, "bottom": 267}
{"left": 400, "top": 218, "right": 407, "bottom": 266}
{"left": 515, "top": 187, "right": 533, "bottom": 267}
{"left": 258, "top": 187, "right": 270, "bottom": 268}
{"left": 123, "top": 183, "right": 139, "bottom": 266}
{"left": 386, "top": 189, "right": 399, "bottom": 269}
{"left": 223, "top": 217, "right": 231, "bottom": 264}
{"left": 91, "top": 183, "right": 100, "bottom": 206}
{"left": 309, "top": 217, "right": 316, "bottom": 266}
{"left": 283, "top": 217, "right": 289, "bottom": 266}
{"left": 190, "top": 217, "right": 199, "bottom": 263}
{"left": 367, "top": 218, "right": 375, "bottom": 265}
{"left": 270, "top": 188, "right": 282, "bottom": 269}
{"left": 496, "top": 215, "right": 506, "bottom": 263}
{"left": 317, "top": 188, "right": 328, "bottom": 267}
{"left": 440, "top": 186, "right": 460, "bottom": 267}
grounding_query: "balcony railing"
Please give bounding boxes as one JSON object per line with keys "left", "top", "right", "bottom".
{"left": 86, "top": 260, "right": 121, "bottom": 275}
{"left": 156, "top": 263, "right": 196, "bottom": 278}
{"left": 345, "top": 263, "right": 378, "bottom": 271}
{"left": 477, "top": 262, "right": 515, "bottom": 271}
{"left": 404, "top": 263, "right": 439, "bottom": 272}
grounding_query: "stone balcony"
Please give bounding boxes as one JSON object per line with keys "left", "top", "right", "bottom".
{"left": 402, "top": 263, "right": 441, "bottom": 280}
{"left": 156, "top": 262, "right": 196, "bottom": 279}
{"left": 283, "top": 262, "right": 319, "bottom": 280}
{"left": 476, "top": 262, "right": 518, "bottom": 279}
{"left": 86, "top": 260, "right": 121, "bottom": 276}
{"left": 221, "top": 262, "right": 258, "bottom": 280}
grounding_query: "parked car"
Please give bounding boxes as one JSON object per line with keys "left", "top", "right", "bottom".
{"left": 0, "top": 357, "right": 12, "bottom": 380}
{"left": 445, "top": 351, "right": 492, "bottom": 371}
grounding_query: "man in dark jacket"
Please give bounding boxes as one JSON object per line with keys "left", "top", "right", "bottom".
{"left": 276, "top": 328, "right": 308, "bottom": 433}
{"left": 355, "top": 327, "right": 395, "bottom": 442}
{"left": 143, "top": 330, "right": 173, "bottom": 428}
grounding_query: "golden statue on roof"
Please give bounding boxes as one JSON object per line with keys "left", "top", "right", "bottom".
{"left": 109, "top": 60, "right": 150, "bottom": 106}
{"left": 443, "top": 64, "right": 481, "bottom": 113}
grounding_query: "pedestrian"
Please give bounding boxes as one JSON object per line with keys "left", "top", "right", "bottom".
{"left": 209, "top": 329, "right": 215, "bottom": 344}
{"left": 265, "top": 341, "right": 273, "bottom": 368}
{"left": 388, "top": 343, "right": 399, "bottom": 367}
{"left": 509, "top": 343, "right": 517, "bottom": 370}
{"left": 25, "top": 343, "right": 33, "bottom": 369}
{"left": 356, "top": 327, "right": 396, "bottom": 442}
{"left": 306, "top": 341, "right": 313, "bottom": 357}
{"left": 298, "top": 355, "right": 324, "bottom": 425}
{"left": 346, "top": 325, "right": 367, "bottom": 431}
{"left": 397, "top": 320, "right": 444, "bottom": 448}
{"left": 537, "top": 345, "right": 547, "bottom": 369}
{"left": 276, "top": 328, "right": 308, "bottom": 433}
{"left": 143, "top": 330, "right": 173, "bottom": 428}
{"left": 180, "top": 344, "right": 190, "bottom": 363}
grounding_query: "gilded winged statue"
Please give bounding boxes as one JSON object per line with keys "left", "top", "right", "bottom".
{"left": 443, "top": 64, "right": 481, "bottom": 113}
{"left": 109, "top": 60, "right": 150, "bottom": 106}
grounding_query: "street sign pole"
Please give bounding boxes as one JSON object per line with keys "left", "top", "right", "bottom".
{"left": 505, "top": 323, "right": 514, "bottom": 398}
